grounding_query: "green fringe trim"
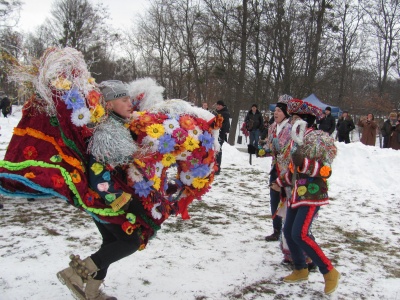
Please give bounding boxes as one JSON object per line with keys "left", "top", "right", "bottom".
{"left": 50, "top": 116, "right": 86, "bottom": 163}
{"left": 0, "top": 160, "right": 124, "bottom": 217}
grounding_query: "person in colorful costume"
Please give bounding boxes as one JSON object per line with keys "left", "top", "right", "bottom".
{"left": 263, "top": 94, "right": 292, "bottom": 242}
{"left": 0, "top": 48, "right": 221, "bottom": 300}
{"left": 276, "top": 98, "right": 340, "bottom": 295}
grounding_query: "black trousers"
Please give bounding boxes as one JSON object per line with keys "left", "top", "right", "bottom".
{"left": 91, "top": 219, "right": 140, "bottom": 280}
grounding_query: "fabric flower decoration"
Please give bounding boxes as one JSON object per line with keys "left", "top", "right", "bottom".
{"left": 198, "top": 131, "right": 214, "bottom": 151}
{"left": 162, "top": 153, "right": 176, "bottom": 167}
{"left": 151, "top": 175, "right": 161, "bottom": 190}
{"left": 134, "top": 180, "right": 153, "bottom": 197}
{"left": 307, "top": 183, "right": 319, "bottom": 194}
{"left": 23, "top": 146, "right": 38, "bottom": 160}
{"left": 187, "top": 154, "right": 200, "bottom": 167}
{"left": 191, "top": 147, "right": 207, "bottom": 160}
{"left": 143, "top": 164, "right": 156, "bottom": 178}
{"left": 102, "top": 171, "right": 111, "bottom": 181}
{"left": 87, "top": 90, "right": 101, "bottom": 107}
{"left": 196, "top": 118, "right": 210, "bottom": 131}
{"left": 192, "top": 177, "right": 209, "bottom": 189}
{"left": 70, "top": 169, "right": 82, "bottom": 184}
{"left": 191, "top": 164, "right": 210, "bottom": 178}
{"left": 51, "top": 175, "right": 65, "bottom": 188}
{"left": 213, "top": 115, "right": 223, "bottom": 129}
{"left": 151, "top": 203, "right": 162, "bottom": 219}
{"left": 154, "top": 161, "right": 164, "bottom": 177}
{"left": 146, "top": 124, "right": 165, "bottom": 139}
{"left": 179, "top": 115, "right": 196, "bottom": 130}
{"left": 126, "top": 213, "right": 136, "bottom": 224}
{"left": 90, "top": 105, "right": 105, "bottom": 123}
{"left": 158, "top": 134, "right": 176, "bottom": 154}
{"left": 62, "top": 88, "right": 85, "bottom": 110}
{"left": 163, "top": 119, "right": 180, "bottom": 134}
{"left": 97, "top": 182, "right": 110, "bottom": 192}
{"left": 297, "top": 186, "right": 307, "bottom": 196}
{"left": 52, "top": 77, "right": 72, "bottom": 90}
{"left": 176, "top": 150, "right": 191, "bottom": 161}
{"left": 24, "top": 172, "right": 36, "bottom": 179}
{"left": 91, "top": 162, "right": 104, "bottom": 175}
{"left": 141, "top": 196, "right": 153, "bottom": 210}
{"left": 183, "top": 136, "right": 200, "bottom": 151}
{"left": 180, "top": 171, "right": 194, "bottom": 185}
{"left": 188, "top": 126, "right": 202, "bottom": 139}
{"left": 320, "top": 165, "right": 331, "bottom": 177}
{"left": 71, "top": 107, "right": 91, "bottom": 127}
{"left": 127, "top": 165, "right": 143, "bottom": 183}
{"left": 172, "top": 128, "right": 188, "bottom": 144}
{"left": 141, "top": 136, "right": 160, "bottom": 153}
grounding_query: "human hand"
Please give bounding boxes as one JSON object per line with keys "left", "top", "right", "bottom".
{"left": 270, "top": 182, "right": 281, "bottom": 192}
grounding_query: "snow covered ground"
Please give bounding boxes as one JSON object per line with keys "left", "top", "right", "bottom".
{"left": 1, "top": 107, "right": 400, "bottom": 300}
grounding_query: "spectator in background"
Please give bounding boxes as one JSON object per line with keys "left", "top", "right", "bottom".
{"left": 245, "top": 104, "right": 264, "bottom": 148}
{"left": 358, "top": 113, "right": 377, "bottom": 146}
{"left": 336, "top": 111, "right": 355, "bottom": 143}
{"left": 317, "top": 107, "right": 335, "bottom": 135}
{"left": 259, "top": 115, "right": 270, "bottom": 144}
{"left": 201, "top": 102, "right": 209, "bottom": 111}
{"left": 387, "top": 113, "right": 400, "bottom": 150}
{"left": 215, "top": 100, "right": 231, "bottom": 175}
{"left": 0, "top": 94, "right": 12, "bottom": 117}
{"left": 381, "top": 112, "right": 398, "bottom": 148}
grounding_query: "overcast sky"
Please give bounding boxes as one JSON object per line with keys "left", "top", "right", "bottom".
{"left": 17, "top": 0, "right": 150, "bottom": 33}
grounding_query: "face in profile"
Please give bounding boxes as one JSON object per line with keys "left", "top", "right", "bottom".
{"left": 107, "top": 96, "right": 133, "bottom": 119}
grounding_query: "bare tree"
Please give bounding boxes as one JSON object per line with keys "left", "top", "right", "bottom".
{"left": 363, "top": 0, "right": 400, "bottom": 95}
{"left": 0, "top": 0, "right": 22, "bottom": 28}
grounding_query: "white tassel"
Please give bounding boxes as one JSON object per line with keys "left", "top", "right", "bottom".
{"left": 291, "top": 119, "right": 307, "bottom": 146}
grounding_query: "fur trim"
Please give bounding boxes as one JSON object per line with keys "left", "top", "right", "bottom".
{"left": 88, "top": 115, "right": 138, "bottom": 167}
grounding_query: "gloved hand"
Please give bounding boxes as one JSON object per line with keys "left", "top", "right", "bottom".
{"left": 291, "top": 147, "right": 305, "bottom": 167}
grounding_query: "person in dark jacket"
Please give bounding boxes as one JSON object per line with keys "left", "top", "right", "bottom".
{"left": 245, "top": 104, "right": 264, "bottom": 147}
{"left": 317, "top": 107, "right": 335, "bottom": 135}
{"left": 336, "top": 111, "right": 355, "bottom": 143}
{"left": 215, "top": 100, "right": 231, "bottom": 175}
{"left": 0, "top": 95, "right": 12, "bottom": 117}
{"left": 381, "top": 112, "right": 398, "bottom": 148}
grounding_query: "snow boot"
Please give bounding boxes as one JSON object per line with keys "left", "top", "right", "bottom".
{"left": 85, "top": 278, "right": 117, "bottom": 300}
{"left": 57, "top": 266, "right": 86, "bottom": 300}
{"left": 323, "top": 267, "right": 340, "bottom": 295}
{"left": 283, "top": 268, "right": 309, "bottom": 283}
{"left": 265, "top": 229, "right": 280, "bottom": 242}
{"left": 57, "top": 254, "right": 99, "bottom": 300}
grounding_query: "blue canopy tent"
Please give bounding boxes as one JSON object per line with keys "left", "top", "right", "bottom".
{"left": 269, "top": 93, "right": 342, "bottom": 118}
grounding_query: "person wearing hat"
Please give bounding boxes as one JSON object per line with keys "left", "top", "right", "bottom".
{"left": 277, "top": 98, "right": 340, "bottom": 295}
{"left": 381, "top": 111, "right": 398, "bottom": 148}
{"left": 214, "top": 100, "right": 230, "bottom": 175}
{"left": 0, "top": 94, "right": 12, "bottom": 117}
{"left": 58, "top": 80, "right": 141, "bottom": 300}
{"left": 316, "top": 106, "right": 335, "bottom": 135}
{"left": 336, "top": 110, "right": 355, "bottom": 143}
{"left": 263, "top": 94, "right": 292, "bottom": 241}
{"left": 244, "top": 104, "right": 264, "bottom": 147}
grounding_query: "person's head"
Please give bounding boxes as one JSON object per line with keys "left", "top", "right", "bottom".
{"left": 216, "top": 100, "right": 225, "bottom": 110}
{"left": 367, "top": 113, "right": 374, "bottom": 121}
{"left": 389, "top": 112, "right": 397, "bottom": 121}
{"left": 251, "top": 104, "right": 258, "bottom": 113}
{"left": 287, "top": 99, "right": 323, "bottom": 128}
{"left": 202, "top": 102, "right": 208, "bottom": 110}
{"left": 274, "top": 96, "right": 291, "bottom": 124}
{"left": 342, "top": 111, "right": 348, "bottom": 118}
{"left": 100, "top": 80, "right": 132, "bottom": 119}
{"left": 325, "top": 106, "right": 331, "bottom": 115}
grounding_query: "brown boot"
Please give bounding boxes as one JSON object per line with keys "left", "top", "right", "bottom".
{"left": 283, "top": 268, "right": 309, "bottom": 283}
{"left": 57, "top": 255, "right": 99, "bottom": 300}
{"left": 85, "top": 278, "right": 117, "bottom": 300}
{"left": 323, "top": 267, "right": 340, "bottom": 295}
{"left": 57, "top": 267, "right": 86, "bottom": 300}
{"left": 265, "top": 229, "right": 280, "bottom": 242}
